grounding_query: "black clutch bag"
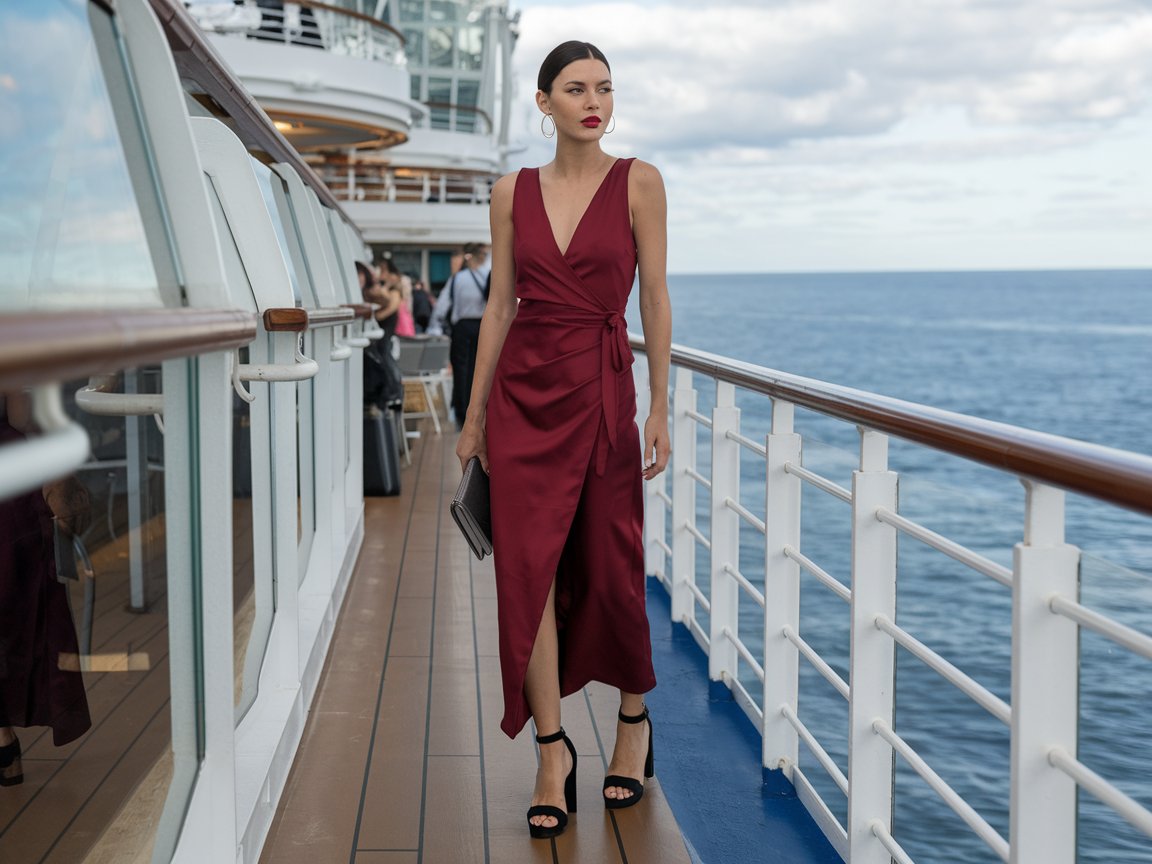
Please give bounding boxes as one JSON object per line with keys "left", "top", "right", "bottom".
{"left": 451, "top": 456, "right": 493, "bottom": 560}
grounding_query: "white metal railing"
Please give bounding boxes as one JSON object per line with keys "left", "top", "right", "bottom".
{"left": 312, "top": 165, "right": 493, "bottom": 204}
{"left": 187, "top": 1, "right": 405, "bottom": 65}
{"left": 631, "top": 337, "right": 1152, "bottom": 864}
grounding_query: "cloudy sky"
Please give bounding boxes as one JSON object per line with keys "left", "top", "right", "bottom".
{"left": 505, "top": 0, "right": 1152, "bottom": 273}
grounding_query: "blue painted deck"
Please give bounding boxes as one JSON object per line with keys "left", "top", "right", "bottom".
{"left": 645, "top": 579, "right": 844, "bottom": 864}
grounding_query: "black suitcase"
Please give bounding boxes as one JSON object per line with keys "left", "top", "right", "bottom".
{"left": 364, "top": 407, "right": 400, "bottom": 496}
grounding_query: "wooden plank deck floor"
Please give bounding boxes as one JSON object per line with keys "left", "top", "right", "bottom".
{"left": 260, "top": 427, "right": 693, "bottom": 864}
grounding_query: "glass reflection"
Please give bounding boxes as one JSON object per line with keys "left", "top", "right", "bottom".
{"left": 0, "top": 371, "right": 172, "bottom": 862}
{"left": 0, "top": 0, "right": 162, "bottom": 309}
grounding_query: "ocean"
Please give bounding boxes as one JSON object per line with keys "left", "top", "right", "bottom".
{"left": 629, "top": 269, "right": 1152, "bottom": 863}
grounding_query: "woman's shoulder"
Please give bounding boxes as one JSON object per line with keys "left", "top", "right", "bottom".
{"left": 625, "top": 158, "right": 663, "bottom": 186}
{"left": 490, "top": 169, "right": 528, "bottom": 211}
{"left": 626, "top": 159, "right": 665, "bottom": 210}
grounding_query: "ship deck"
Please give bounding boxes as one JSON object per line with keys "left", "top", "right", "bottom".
{"left": 261, "top": 422, "right": 842, "bottom": 864}
{"left": 259, "top": 427, "right": 694, "bottom": 864}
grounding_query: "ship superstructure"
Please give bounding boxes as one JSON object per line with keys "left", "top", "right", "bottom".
{"left": 189, "top": 0, "right": 519, "bottom": 287}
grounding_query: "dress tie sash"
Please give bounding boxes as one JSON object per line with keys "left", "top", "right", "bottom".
{"left": 596, "top": 311, "right": 630, "bottom": 476}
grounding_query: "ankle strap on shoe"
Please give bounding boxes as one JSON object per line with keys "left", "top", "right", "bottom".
{"left": 617, "top": 707, "right": 648, "bottom": 724}
{"left": 535, "top": 727, "right": 566, "bottom": 744}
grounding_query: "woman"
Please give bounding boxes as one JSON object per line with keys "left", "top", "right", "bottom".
{"left": 358, "top": 260, "right": 403, "bottom": 410}
{"left": 455, "top": 40, "right": 671, "bottom": 839}
{"left": 1, "top": 394, "right": 94, "bottom": 786}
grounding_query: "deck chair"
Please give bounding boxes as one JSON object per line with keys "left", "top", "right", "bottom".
{"left": 397, "top": 336, "right": 452, "bottom": 438}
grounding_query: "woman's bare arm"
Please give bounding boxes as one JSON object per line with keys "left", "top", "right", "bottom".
{"left": 630, "top": 159, "right": 672, "bottom": 480}
{"left": 456, "top": 170, "right": 521, "bottom": 471}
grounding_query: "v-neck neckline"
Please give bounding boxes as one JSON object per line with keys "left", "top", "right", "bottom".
{"left": 537, "top": 158, "right": 620, "bottom": 259}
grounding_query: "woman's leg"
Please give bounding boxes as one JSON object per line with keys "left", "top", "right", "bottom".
{"left": 604, "top": 690, "right": 649, "bottom": 802}
{"left": 523, "top": 579, "right": 572, "bottom": 829}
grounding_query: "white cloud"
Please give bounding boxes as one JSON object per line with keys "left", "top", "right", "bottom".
{"left": 512, "top": 0, "right": 1152, "bottom": 154}
{"left": 509, "top": 0, "right": 1152, "bottom": 271}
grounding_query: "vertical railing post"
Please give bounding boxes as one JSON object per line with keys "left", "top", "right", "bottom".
{"left": 762, "top": 399, "right": 802, "bottom": 779}
{"left": 1010, "top": 480, "right": 1079, "bottom": 864}
{"left": 709, "top": 381, "right": 740, "bottom": 683}
{"left": 847, "top": 427, "right": 898, "bottom": 864}
{"left": 670, "top": 367, "right": 697, "bottom": 623}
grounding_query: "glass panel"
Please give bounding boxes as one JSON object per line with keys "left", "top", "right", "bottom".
{"left": 429, "top": 0, "right": 458, "bottom": 21}
{"left": 0, "top": 370, "right": 177, "bottom": 862}
{"left": 428, "top": 77, "right": 452, "bottom": 129}
{"left": 231, "top": 363, "right": 257, "bottom": 719}
{"left": 429, "top": 250, "right": 454, "bottom": 291}
{"left": 456, "top": 79, "right": 479, "bottom": 132}
{"left": 403, "top": 29, "right": 424, "bottom": 67}
{"left": 252, "top": 159, "right": 302, "bottom": 305}
{"left": 409, "top": 72, "right": 423, "bottom": 102}
{"left": 456, "top": 25, "right": 482, "bottom": 71}
{"left": 0, "top": 0, "right": 172, "bottom": 310}
{"left": 398, "top": 0, "right": 424, "bottom": 23}
{"left": 198, "top": 180, "right": 265, "bottom": 723}
{"left": 297, "top": 345, "right": 316, "bottom": 586}
{"left": 427, "top": 25, "right": 452, "bottom": 67}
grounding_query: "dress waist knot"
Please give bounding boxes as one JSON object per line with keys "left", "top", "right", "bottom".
{"left": 517, "top": 302, "right": 631, "bottom": 476}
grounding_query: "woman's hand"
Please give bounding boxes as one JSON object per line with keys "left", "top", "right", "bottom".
{"left": 456, "top": 414, "right": 489, "bottom": 474}
{"left": 641, "top": 412, "right": 670, "bottom": 481}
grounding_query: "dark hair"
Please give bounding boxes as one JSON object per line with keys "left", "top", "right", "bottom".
{"left": 537, "top": 41, "right": 610, "bottom": 93}
{"left": 378, "top": 258, "right": 399, "bottom": 276}
{"left": 354, "top": 260, "right": 376, "bottom": 289}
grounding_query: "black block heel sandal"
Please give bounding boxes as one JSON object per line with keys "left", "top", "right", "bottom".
{"left": 526, "top": 728, "right": 577, "bottom": 839}
{"left": 0, "top": 737, "right": 23, "bottom": 787}
{"left": 603, "top": 707, "right": 653, "bottom": 809}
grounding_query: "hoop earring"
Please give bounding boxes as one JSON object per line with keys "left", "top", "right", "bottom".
{"left": 541, "top": 114, "right": 556, "bottom": 138}
{"left": 604, "top": 116, "right": 616, "bottom": 134}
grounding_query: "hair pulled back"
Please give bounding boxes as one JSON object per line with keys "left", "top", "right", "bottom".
{"left": 537, "top": 40, "right": 611, "bottom": 94}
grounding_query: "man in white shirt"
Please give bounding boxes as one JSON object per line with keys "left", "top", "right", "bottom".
{"left": 428, "top": 243, "right": 489, "bottom": 426}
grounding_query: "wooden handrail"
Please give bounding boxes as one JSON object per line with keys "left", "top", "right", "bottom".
{"left": 629, "top": 335, "right": 1152, "bottom": 518}
{"left": 148, "top": 0, "right": 356, "bottom": 223}
{"left": 0, "top": 309, "right": 257, "bottom": 390}
{"left": 264, "top": 308, "right": 309, "bottom": 332}
{"left": 341, "top": 303, "right": 374, "bottom": 320}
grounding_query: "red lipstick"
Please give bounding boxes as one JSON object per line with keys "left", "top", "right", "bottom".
{"left": 581, "top": 115, "right": 602, "bottom": 128}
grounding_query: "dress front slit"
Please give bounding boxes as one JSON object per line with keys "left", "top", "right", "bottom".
{"left": 486, "top": 158, "right": 656, "bottom": 738}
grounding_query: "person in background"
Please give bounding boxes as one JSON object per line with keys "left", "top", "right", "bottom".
{"left": 394, "top": 269, "right": 416, "bottom": 338}
{"left": 1, "top": 393, "right": 94, "bottom": 786}
{"left": 411, "top": 277, "right": 434, "bottom": 333}
{"left": 358, "top": 261, "right": 403, "bottom": 410}
{"left": 427, "top": 242, "right": 490, "bottom": 426}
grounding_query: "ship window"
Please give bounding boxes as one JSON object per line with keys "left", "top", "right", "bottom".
{"left": 427, "top": 25, "right": 453, "bottom": 67}
{"left": 398, "top": 0, "right": 424, "bottom": 23}
{"left": 456, "top": 25, "right": 483, "bottom": 71}
{"left": 429, "top": 77, "right": 452, "bottom": 129}
{"left": 429, "top": 0, "right": 458, "bottom": 22}
{"left": 456, "top": 79, "right": 479, "bottom": 132}
{"left": 0, "top": 0, "right": 176, "bottom": 311}
{"left": 410, "top": 73, "right": 423, "bottom": 102}
{"left": 403, "top": 28, "right": 424, "bottom": 66}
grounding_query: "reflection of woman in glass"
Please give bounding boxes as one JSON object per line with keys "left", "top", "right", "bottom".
{"left": 0, "top": 393, "right": 93, "bottom": 787}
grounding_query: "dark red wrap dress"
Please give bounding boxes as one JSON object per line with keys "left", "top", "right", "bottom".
{"left": 487, "top": 157, "right": 657, "bottom": 739}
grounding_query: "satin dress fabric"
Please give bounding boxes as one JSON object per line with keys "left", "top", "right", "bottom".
{"left": 487, "top": 158, "right": 656, "bottom": 738}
